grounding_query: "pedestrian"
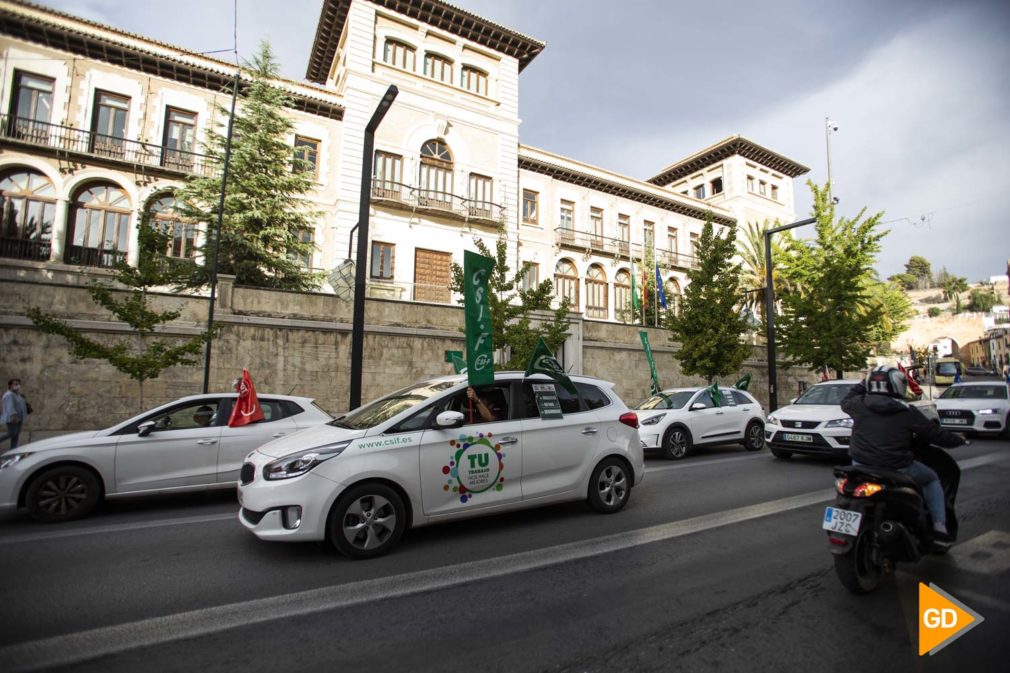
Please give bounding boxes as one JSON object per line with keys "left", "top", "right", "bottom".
{"left": 1, "top": 378, "right": 30, "bottom": 450}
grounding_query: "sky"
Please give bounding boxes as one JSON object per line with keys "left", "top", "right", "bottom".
{"left": 39, "top": 0, "right": 1010, "bottom": 282}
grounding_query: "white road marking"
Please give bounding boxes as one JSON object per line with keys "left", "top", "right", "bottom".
{"left": 0, "top": 488, "right": 835, "bottom": 672}
{"left": 0, "top": 513, "right": 236, "bottom": 546}
{"left": 947, "top": 530, "right": 1010, "bottom": 575}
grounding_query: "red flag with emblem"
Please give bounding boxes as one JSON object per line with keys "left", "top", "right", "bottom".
{"left": 228, "top": 369, "right": 265, "bottom": 427}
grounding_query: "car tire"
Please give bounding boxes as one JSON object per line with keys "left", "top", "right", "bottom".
{"left": 742, "top": 421, "right": 765, "bottom": 451}
{"left": 771, "top": 448, "right": 793, "bottom": 460}
{"left": 327, "top": 482, "right": 407, "bottom": 559}
{"left": 662, "top": 426, "right": 692, "bottom": 460}
{"left": 1002, "top": 413, "right": 1010, "bottom": 439}
{"left": 587, "top": 457, "right": 631, "bottom": 514}
{"left": 25, "top": 465, "right": 101, "bottom": 523}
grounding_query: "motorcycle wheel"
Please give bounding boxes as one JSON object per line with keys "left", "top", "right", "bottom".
{"left": 834, "top": 530, "right": 883, "bottom": 594}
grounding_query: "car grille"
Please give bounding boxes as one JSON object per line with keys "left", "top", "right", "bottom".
{"left": 779, "top": 420, "right": 821, "bottom": 430}
{"left": 939, "top": 409, "right": 975, "bottom": 424}
{"left": 241, "top": 508, "right": 266, "bottom": 525}
{"left": 240, "top": 462, "right": 255, "bottom": 485}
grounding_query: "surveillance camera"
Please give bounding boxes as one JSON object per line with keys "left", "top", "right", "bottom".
{"left": 830, "top": 124, "right": 839, "bottom": 132}
{"left": 832, "top": 196, "right": 840, "bottom": 204}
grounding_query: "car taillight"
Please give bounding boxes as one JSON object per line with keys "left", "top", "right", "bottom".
{"left": 853, "top": 482, "right": 883, "bottom": 498}
{"left": 619, "top": 412, "right": 639, "bottom": 429}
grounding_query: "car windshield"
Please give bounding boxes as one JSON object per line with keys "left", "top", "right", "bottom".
{"left": 794, "top": 384, "right": 853, "bottom": 405}
{"left": 939, "top": 385, "right": 1008, "bottom": 400}
{"left": 639, "top": 391, "right": 695, "bottom": 410}
{"left": 330, "top": 381, "right": 456, "bottom": 430}
{"left": 936, "top": 362, "right": 962, "bottom": 376}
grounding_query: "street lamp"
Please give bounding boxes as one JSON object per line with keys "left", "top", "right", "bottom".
{"left": 825, "top": 117, "right": 839, "bottom": 205}
{"left": 348, "top": 85, "right": 398, "bottom": 411}
{"left": 764, "top": 217, "right": 817, "bottom": 412}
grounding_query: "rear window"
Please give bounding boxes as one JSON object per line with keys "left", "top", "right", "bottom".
{"left": 732, "top": 391, "right": 755, "bottom": 406}
{"left": 576, "top": 382, "right": 611, "bottom": 410}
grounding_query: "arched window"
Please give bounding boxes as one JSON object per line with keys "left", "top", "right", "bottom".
{"left": 461, "top": 65, "right": 488, "bottom": 96}
{"left": 554, "top": 259, "right": 579, "bottom": 310}
{"left": 418, "top": 139, "right": 453, "bottom": 208}
{"left": 382, "top": 38, "right": 416, "bottom": 71}
{"left": 615, "top": 268, "right": 631, "bottom": 323}
{"left": 0, "top": 168, "right": 55, "bottom": 261}
{"left": 423, "top": 52, "right": 453, "bottom": 83}
{"left": 146, "top": 194, "right": 196, "bottom": 259}
{"left": 667, "top": 277, "right": 682, "bottom": 316}
{"left": 585, "top": 264, "right": 608, "bottom": 319}
{"left": 65, "top": 181, "right": 131, "bottom": 268}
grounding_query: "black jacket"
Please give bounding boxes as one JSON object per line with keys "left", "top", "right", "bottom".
{"left": 840, "top": 383, "right": 964, "bottom": 469}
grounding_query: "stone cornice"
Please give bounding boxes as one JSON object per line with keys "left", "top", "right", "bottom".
{"left": 647, "top": 135, "right": 810, "bottom": 186}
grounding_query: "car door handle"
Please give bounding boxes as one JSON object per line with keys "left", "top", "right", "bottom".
{"left": 498, "top": 436, "right": 519, "bottom": 445}
{"left": 196, "top": 439, "right": 218, "bottom": 445}
{"left": 715, "top": 411, "right": 724, "bottom": 415}
{"left": 272, "top": 432, "right": 287, "bottom": 438}
{"left": 581, "top": 427, "right": 598, "bottom": 435}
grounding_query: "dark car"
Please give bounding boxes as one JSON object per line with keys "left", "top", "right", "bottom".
{"left": 965, "top": 366, "right": 997, "bottom": 377}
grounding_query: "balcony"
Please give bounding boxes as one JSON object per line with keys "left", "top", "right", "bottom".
{"left": 63, "top": 245, "right": 126, "bottom": 269}
{"left": 0, "top": 236, "right": 51, "bottom": 262}
{"left": 656, "top": 248, "right": 700, "bottom": 271}
{"left": 0, "top": 114, "right": 216, "bottom": 177}
{"left": 370, "top": 180, "right": 505, "bottom": 226}
{"left": 554, "top": 227, "right": 641, "bottom": 260}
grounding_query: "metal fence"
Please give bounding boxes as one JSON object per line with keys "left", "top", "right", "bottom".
{"left": 371, "top": 180, "right": 506, "bottom": 225}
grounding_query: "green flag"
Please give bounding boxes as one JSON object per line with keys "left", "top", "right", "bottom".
{"left": 524, "top": 337, "right": 577, "bottom": 395}
{"left": 444, "top": 350, "right": 466, "bottom": 374}
{"left": 707, "top": 380, "right": 723, "bottom": 407}
{"left": 639, "top": 330, "right": 660, "bottom": 396}
{"left": 733, "top": 373, "right": 751, "bottom": 391}
{"left": 463, "top": 250, "right": 495, "bottom": 386}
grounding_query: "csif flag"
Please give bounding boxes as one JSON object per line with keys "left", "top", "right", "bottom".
{"left": 228, "top": 369, "right": 265, "bottom": 427}
{"left": 524, "top": 337, "right": 577, "bottom": 395}
{"left": 463, "top": 250, "right": 495, "bottom": 386}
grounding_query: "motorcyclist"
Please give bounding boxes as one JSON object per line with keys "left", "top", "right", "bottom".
{"left": 841, "top": 365, "right": 965, "bottom": 549}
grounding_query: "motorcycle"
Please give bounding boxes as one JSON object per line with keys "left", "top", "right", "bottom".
{"left": 823, "top": 440, "right": 965, "bottom": 594}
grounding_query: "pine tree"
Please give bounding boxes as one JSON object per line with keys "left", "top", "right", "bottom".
{"left": 450, "top": 236, "right": 571, "bottom": 370}
{"left": 27, "top": 220, "right": 216, "bottom": 409}
{"left": 663, "top": 214, "right": 751, "bottom": 383}
{"left": 176, "top": 41, "right": 320, "bottom": 291}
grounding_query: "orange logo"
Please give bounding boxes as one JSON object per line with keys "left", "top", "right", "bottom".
{"left": 919, "top": 582, "right": 985, "bottom": 656}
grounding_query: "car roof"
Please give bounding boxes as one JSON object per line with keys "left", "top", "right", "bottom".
{"left": 170, "top": 392, "right": 317, "bottom": 404}
{"left": 949, "top": 382, "right": 1006, "bottom": 388}
{"left": 423, "top": 372, "right": 617, "bottom": 388}
{"left": 656, "top": 386, "right": 746, "bottom": 394}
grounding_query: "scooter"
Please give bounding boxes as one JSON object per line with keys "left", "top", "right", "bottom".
{"left": 823, "top": 441, "right": 964, "bottom": 594}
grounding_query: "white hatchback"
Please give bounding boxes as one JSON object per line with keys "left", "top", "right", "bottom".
{"left": 936, "top": 382, "right": 1010, "bottom": 436}
{"left": 636, "top": 387, "right": 766, "bottom": 459}
{"left": 0, "top": 393, "right": 331, "bottom": 522}
{"left": 238, "top": 373, "right": 643, "bottom": 558}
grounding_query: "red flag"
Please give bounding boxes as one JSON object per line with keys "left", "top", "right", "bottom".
{"left": 820, "top": 366, "right": 830, "bottom": 382}
{"left": 898, "top": 362, "right": 923, "bottom": 397}
{"left": 228, "top": 369, "right": 265, "bottom": 427}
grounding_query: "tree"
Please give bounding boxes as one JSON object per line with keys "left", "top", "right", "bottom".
{"left": 904, "top": 255, "right": 932, "bottom": 289}
{"left": 27, "top": 220, "right": 216, "bottom": 409}
{"left": 968, "top": 288, "right": 997, "bottom": 313}
{"left": 450, "top": 236, "right": 571, "bottom": 370}
{"left": 663, "top": 214, "right": 751, "bottom": 383}
{"left": 737, "top": 220, "right": 794, "bottom": 325}
{"left": 862, "top": 279, "right": 914, "bottom": 355}
{"left": 775, "top": 182, "right": 887, "bottom": 378}
{"left": 177, "top": 41, "right": 320, "bottom": 291}
{"left": 888, "top": 272, "right": 917, "bottom": 291}
{"left": 940, "top": 274, "right": 968, "bottom": 313}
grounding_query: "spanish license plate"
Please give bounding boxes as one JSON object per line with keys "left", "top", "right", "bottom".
{"left": 783, "top": 432, "right": 813, "bottom": 443}
{"left": 943, "top": 418, "right": 968, "bottom": 425}
{"left": 823, "top": 506, "right": 862, "bottom": 535}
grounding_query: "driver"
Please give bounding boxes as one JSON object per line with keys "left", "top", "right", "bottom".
{"left": 192, "top": 405, "right": 215, "bottom": 427}
{"left": 841, "top": 366, "right": 965, "bottom": 549}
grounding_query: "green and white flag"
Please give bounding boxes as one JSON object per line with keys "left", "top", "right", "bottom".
{"left": 733, "top": 373, "right": 751, "bottom": 391}
{"left": 444, "top": 350, "right": 466, "bottom": 374}
{"left": 707, "top": 380, "right": 724, "bottom": 407}
{"left": 524, "top": 337, "right": 577, "bottom": 395}
{"left": 639, "top": 330, "right": 660, "bottom": 396}
{"left": 463, "top": 250, "right": 495, "bottom": 386}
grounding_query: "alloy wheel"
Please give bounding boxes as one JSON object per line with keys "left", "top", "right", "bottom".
{"left": 342, "top": 494, "right": 397, "bottom": 551}
{"left": 746, "top": 423, "right": 764, "bottom": 450}
{"left": 668, "top": 430, "right": 688, "bottom": 459}
{"left": 36, "top": 474, "right": 89, "bottom": 517}
{"left": 596, "top": 465, "right": 627, "bottom": 507}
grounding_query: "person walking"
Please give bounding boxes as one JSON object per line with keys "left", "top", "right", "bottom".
{"left": 1, "top": 378, "right": 29, "bottom": 450}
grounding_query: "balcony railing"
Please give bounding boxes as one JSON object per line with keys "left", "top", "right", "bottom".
{"left": 371, "top": 180, "right": 506, "bottom": 225}
{"left": 554, "top": 227, "right": 641, "bottom": 259}
{"left": 0, "top": 114, "right": 216, "bottom": 176}
{"left": 656, "top": 248, "right": 700, "bottom": 271}
{"left": 0, "top": 236, "right": 51, "bottom": 262}
{"left": 63, "top": 245, "right": 126, "bottom": 269}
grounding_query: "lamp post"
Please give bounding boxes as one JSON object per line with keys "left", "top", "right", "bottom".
{"left": 348, "top": 85, "right": 398, "bottom": 411}
{"left": 825, "top": 117, "right": 839, "bottom": 204}
{"left": 764, "top": 217, "right": 817, "bottom": 412}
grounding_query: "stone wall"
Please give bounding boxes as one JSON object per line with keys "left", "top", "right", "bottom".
{"left": 1, "top": 259, "right": 819, "bottom": 442}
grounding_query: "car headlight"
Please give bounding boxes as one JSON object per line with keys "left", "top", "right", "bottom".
{"left": 0, "top": 452, "right": 32, "bottom": 470}
{"left": 824, "top": 418, "right": 854, "bottom": 429}
{"left": 976, "top": 409, "right": 997, "bottom": 415}
{"left": 767, "top": 414, "right": 780, "bottom": 425}
{"left": 640, "top": 413, "right": 666, "bottom": 426}
{"left": 263, "top": 441, "right": 351, "bottom": 481}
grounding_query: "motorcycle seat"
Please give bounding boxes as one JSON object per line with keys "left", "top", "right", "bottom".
{"left": 836, "top": 465, "right": 921, "bottom": 491}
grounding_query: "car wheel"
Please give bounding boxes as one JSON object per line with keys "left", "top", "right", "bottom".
{"left": 663, "top": 426, "right": 692, "bottom": 460}
{"left": 587, "top": 458, "right": 631, "bottom": 514}
{"left": 25, "top": 465, "right": 101, "bottom": 523}
{"left": 771, "top": 448, "right": 793, "bottom": 460}
{"left": 742, "top": 421, "right": 765, "bottom": 451}
{"left": 328, "top": 483, "right": 406, "bottom": 559}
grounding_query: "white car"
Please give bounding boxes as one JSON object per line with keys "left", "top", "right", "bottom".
{"left": 636, "top": 387, "right": 766, "bottom": 459}
{"left": 238, "top": 372, "right": 643, "bottom": 559}
{"left": 765, "top": 380, "right": 940, "bottom": 460}
{"left": 936, "top": 382, "right": 1010, "bottom": 436}
{"left": 0, "top": 393, "right": 331, "bottom": 522}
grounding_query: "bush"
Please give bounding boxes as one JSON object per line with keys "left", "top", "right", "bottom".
{"left": 927, "top": 307, "right": 942, "bottom": 318}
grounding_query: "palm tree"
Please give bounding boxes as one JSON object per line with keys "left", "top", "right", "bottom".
{"left": 736, "top": 220, "right": 793, "bottom": 323}
{"left": 941, "top": 275, "right": 969, "bottom": 313}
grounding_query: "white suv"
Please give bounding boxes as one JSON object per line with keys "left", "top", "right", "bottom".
{"left": 636, "top": 387, "right": 766, "bottom": 459}
{"left": 238, "top": 372, "right": 643, "bottom": 558}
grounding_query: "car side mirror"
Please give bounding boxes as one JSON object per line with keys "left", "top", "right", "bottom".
{"left": 690, "top": 403, "right": 706, "bottom": 411}
{"left": 137, "top": 420, "right": 156, "bottom": 437}
{"left": 435, "top": 411, "right": 465, "bottom": 429}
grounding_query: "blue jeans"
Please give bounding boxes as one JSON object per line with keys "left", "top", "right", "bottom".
{"left": 0, "top": 422, "right": 22, "bottom": 449}
{"left": 854, "top": 459, "right": 946, "bottom": 529}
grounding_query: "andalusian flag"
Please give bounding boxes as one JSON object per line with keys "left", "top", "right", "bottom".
{"left": 707, "top": 380, "right": 724, "bottom": 407}
{"left": 630, "top": 257, "right": 640, "bottom": 312}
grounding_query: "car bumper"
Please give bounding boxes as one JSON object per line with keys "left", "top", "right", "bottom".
{"left": 640, "top": 433, "right": 662, "bottom": 450}
{"left": 237, "top": 452, "right": 340, "bottom": 542}
{"left": 939, "top": 416, "right": 1006, "bottom": 433}
{"left": 765, "top": 426, "right": 850, "bottom": 457}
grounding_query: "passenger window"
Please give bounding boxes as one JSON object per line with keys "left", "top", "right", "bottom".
{"left": 720, "top": 390, "right": 737, "bottom": 407}
{"left": 146, "top": 401, "right": 220, "bottom": 432}
{"left": 520, "top": 382, "right": 583, "bottom": 418}
{"left": 576, "top": 382, "right": 610, "bottom": 410}
{"left": 732, "top": 391, "right": 752, "bottom": 406}
{"left": 443, "top": 383, "right": 511, "bottom": 425}
{"left": 692, "top": 392, "right": 714, "bottom": 409}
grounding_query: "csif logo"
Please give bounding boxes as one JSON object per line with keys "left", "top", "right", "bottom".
{"left": 918, "top": 582, "right": 984, "bottom": 656}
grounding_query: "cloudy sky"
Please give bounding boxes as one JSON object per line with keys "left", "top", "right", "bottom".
{"left": 41, "top": 0, "right": 1010, "bottom": 281}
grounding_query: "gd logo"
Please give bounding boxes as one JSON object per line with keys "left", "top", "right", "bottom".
{"left": 918, "top": 582, "right": 984, "bottom": 656}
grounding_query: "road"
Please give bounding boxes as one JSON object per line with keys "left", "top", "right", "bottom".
{"left": 1, "top": 438, "right": 1008, "bottom": 673}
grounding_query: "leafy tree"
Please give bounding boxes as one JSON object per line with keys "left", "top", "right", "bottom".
{"left": 177, "top": 41, "right": 320, "bottom": 291}
{"left": 775, "top": 182, "right": 887, "bottom": 378}
{"left": 450, "top": 236, "right": 570, "bottom": 370}
{"left": 940, "top": 274, "right": 968, "bottom": 313}
{"left": 968, "top": 288, "right": 997, "bottom": 313}
{"left": 888, "top": 272, "right": 917, "bottom": 291}
{"left": 663, "top": 214, "right": 750, "bottom": 383}
{"left": 904, "top": 255, "right": 932, "bottom": 289}
{"left": 927, "top": 307, "right": 942, "bottom": 318}
{"left": 27, "top": 221, "right": 216, "bottom": 409}
{"left": 862, "top": 279, "right": 914, "bottom": 354}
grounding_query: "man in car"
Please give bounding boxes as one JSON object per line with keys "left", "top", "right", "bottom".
{"left": 465, "top": 386, "right": 497, "bottom": 423}
{"left": 842, "top": 366, "right": 965, "bottom": 548}
{"left": 192, "top": 405, "right": 215, "bottom": 427}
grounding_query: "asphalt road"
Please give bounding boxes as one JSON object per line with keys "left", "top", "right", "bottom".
{"left": 1, "top": 438, "right": 1008, "bottom": 673}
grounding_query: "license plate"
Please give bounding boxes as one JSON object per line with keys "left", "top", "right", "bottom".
{"left": 783, "top": 432, "right": 813, "bottom": 443}
{"left": 823, "top": 506, "right": 862, "bottom": 535}
{"left": 943, "top": 418, "right": 968, "bottom": 425}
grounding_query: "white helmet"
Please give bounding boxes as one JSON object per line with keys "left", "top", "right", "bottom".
{"left": 866, "top": 365, "right": 907, "bottom": 398}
